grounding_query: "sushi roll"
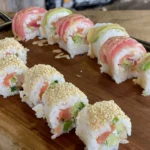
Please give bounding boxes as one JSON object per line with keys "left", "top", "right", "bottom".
{"left": 0, "top": 55, "right": 28, "bottom": 98}
{"left": 39, "top": 82, "right": 88, "bottom": 139}
{"left": 55, "top": 14, "right": 94, "bottom": 58}
{"left": 20, "top": 64, "right": 65, "bottom": 108}
{"left": 0, "top": 38, "right": 29, "bottom": 64}
{"left": 39, "top": 7, "right": 72, "bottom": 44}
{"left": 99, "top": 36, "right": 146, "bottom": 84}
{"left": 12, "top": 7, "right": 47, "bottom": 41}
{"left": 76, "top": 100, "right": 132, "bottom": 150}
{"left": 134, "top": 53, "right": 150, "bottom": 96}
{"left": 87, "top": 23, "right": 129, "bottom": 64}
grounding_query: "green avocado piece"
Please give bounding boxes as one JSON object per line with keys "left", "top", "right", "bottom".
{"left": 87, "top": 24, "right": 128, "bottom": 43}
{"left": 63, "top": 120, "right": 73, "bottom": 132}
{"left": 139, "top": 54, "right": 150, "bottom": 71}
{"left": 141, "top": 61, "right": 150, "bottom": 71}
{"left": 11, "top": 77, "right": 17, "bottom": 84}
{"left": 115, "top": 123, "right": 125, "bottom": 134}
{"left": 123, "top": 60, "right": 132, "bottom": 66}
{"left": 71, "top": 101, "right": 85, "bottom": 117}
{"left": 42, "top": 8, "right": 72, "bottom": 27}
{"left": 72, "top": 35, "right": 83, "bottom": 44}
{"left": 106, "top": 134, "right": 120, "bottom": 146}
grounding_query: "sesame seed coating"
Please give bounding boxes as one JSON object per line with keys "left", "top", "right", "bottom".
{"left": 43, "top": 82, "right": 87, "bottom": 109}
{"left": 23, "top": 64, "right": 64, "bottom": 90}
{"left": 87, "top": 100, "right": 130, "bottom": 130}
{"left": 0, "top": 55, "right": 27, "bottom": 71}
{"left": 0, "top": 38, "right": 24, "bottom": 50}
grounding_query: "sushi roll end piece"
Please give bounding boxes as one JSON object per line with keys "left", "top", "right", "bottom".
{"left": 41, "top": 82, "right": 88, "bottom": 139}
{"left": 76, "top": 100, "right": 131, "bottom": 150}
{"left": 0, "top": 37, "right": 29, "bottom": 64}
{"left": 0, "top": 55, "right": 28, "bottom": 98}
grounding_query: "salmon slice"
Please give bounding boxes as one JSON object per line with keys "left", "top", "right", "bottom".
{"left": 39, "top": 82, "right": 49, "bottom": 99}
{"left": 3, "top": 72, "right": 15, "bottom": 87}
{"left": 96, "top": 125, "right": 115, "bottom": 144}
{"left": 58, "top": 107, "right": 72, "bottom": 121}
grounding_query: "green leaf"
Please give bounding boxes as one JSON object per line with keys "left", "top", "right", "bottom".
{"left": 71, "top": 102, "right": 85, "bottom": 117}
{"left": 63, "top": 120, "right": 73, "bottom": 132}
{"left": 11, "top": 86, "right": 18, "bottom": 92}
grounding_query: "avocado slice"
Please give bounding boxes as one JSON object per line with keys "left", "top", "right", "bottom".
{"left": 42, "top": 8, "right": 72, "bottom": 27}
{"left": 106, "top": 134, "right": 120, "bottom": 146}
{"left": 87, "top": 24, "right": 128, "bottom": 43}
{"left": 71, "top": 101, "right": 85, "bottom": 117}
{"left": 139, "top": 54, "right": 150, "bottom": 71}
{"left": 123, "top": 59, "right": 132, "bottom": 66}
{"left": 63, "top": 120, "right": 73, "bottom": 132}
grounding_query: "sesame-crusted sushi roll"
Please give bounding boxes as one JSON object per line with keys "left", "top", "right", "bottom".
{"left": 0, "top": 38, "right": 29, "bottom": 64}
{"left": 87, "top": 23, "right": 129, "bottom": 64}
{"left": 0, "top": 55, "right": 28, "bottom": 98}
{"left": 100, "top": 36, "right": 146, "bottom": 84}
{"left": 76, "top": 100, "right": 132, "bottom": 150}
{"left": 134, "top": 53, "right": 150, "bottom": 96}
{"left": 12, "top": 7, "right": 47, "bottom": 41}
{"left": 39, "top": 7, "right": 72, "bottom": 44}
{"left": 20, "top": 64, "right": 65, "bottom": 108}
{"left": 55, "top": 14, "right": 94, "bottom": 58}
{"left": 39, "top": 82, "right": 88, "bottom": 139}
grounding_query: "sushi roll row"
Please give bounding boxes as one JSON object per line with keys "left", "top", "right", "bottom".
{"left": 87, "top": 23, "right": 147, "bottom": 84}
{"left": 19, "top": 64, "right": 88, "bottom": 139}
{"left": 12, "top": 7, "right": 94, "bottom": 58}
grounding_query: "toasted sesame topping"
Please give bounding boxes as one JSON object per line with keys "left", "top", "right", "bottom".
{"left": 23, "top": 64, "right": 64, "bottom": 90}
{"left": 0, "top": 55, "right": 27, "bottom": 72}
{"left": 43, "top": 82, "right": 87, "bottom": 109}
{"left": 87, "top": 100, "right": 130, "bottom": 130}
{"left": 0, "top": 38, "right": 24, "bottom": 50}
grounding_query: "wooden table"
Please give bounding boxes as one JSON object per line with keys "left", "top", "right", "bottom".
{"left": 0, "top": 11, "right": 150, "bottom": 150}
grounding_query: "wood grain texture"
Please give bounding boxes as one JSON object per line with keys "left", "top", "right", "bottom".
{"left": 0, "top": 11, "right": 150, "bottom": 150}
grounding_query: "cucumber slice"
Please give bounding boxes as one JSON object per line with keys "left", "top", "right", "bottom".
{"left": 115, "top": 123, "right": 125, "bottom": 134}
{"left": 71, "top": 102, "right": 85, "bottom": 117}
{"left": 11, "top": 86, "right": 18, "bottom": 92}
{"left": 63, "top": 120, "right": 73, "bottom": 132}
{"left": 51, "top": 80, "right": 58, "bottom": 86}
{"left": 106, "top": 134, "right": 120, "bottom": 146}
{"left": 112, "top": 117, "right": 119, "bottom": 124}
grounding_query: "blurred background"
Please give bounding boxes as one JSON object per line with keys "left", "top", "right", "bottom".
{"left": 0, "top": 0, "right": 150, "bottom": 12}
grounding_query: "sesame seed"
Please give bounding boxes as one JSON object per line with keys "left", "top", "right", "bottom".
{"left": 43, "top": 82, "right": 87, "bottom": 109}
{"left": 0, "top": 38, "right": 24, "bottom": 50}
{"left": 87, "top": 100, "right": 130, "bottom": 130}
{"left": 0, "top": 55, "right": 27, "bottom": 73}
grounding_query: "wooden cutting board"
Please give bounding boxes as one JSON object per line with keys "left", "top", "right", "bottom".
{"left": 0, "top": 11, "right": 150, "bottom": 150}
